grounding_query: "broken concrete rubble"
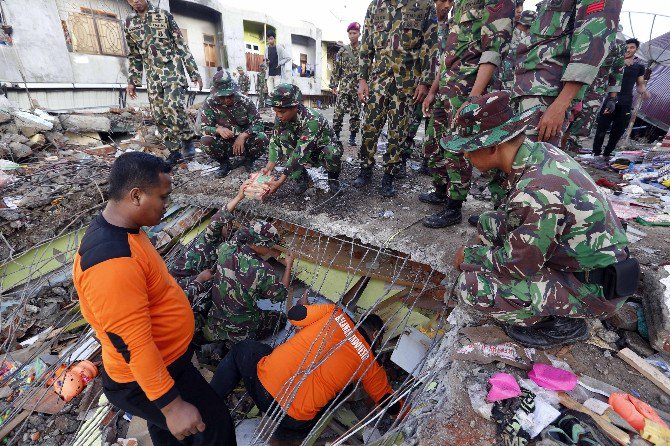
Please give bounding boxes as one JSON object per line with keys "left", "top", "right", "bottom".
{"left": 59, "top": 114, "right": 111, "bottom": 133}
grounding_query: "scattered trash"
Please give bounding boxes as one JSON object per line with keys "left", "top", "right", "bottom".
{"left": 486, "top": 373, "right": 521, "bottom": 402}
{"left": 609, "top": 393, "right": 668, "bottom": 431}
{"left": 52, "top": 360, "right": 98, "bottom": 402}
{"left": 528, "top": 364, "right": 577, "bottom": 392}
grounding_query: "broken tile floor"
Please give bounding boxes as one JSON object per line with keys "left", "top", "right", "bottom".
{"left": 1, "top": 105, "right": 670, "bottom": 445}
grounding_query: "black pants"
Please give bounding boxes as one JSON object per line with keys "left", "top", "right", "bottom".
{"left": 210, "top": 340, "right": 318, "bottom": 440}
{"left": 592, "top": 102, "right": 632, "bottom": 156}
{"left": 103, "top": 349, "right": 237, "bottom": 446}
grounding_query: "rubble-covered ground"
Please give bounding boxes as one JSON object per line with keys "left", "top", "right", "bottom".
{"left": 1, "top": 101, "right": 670, "bottom": 446}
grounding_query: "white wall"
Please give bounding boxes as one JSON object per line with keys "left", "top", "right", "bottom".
{"left": 171, "top": 12, "right": 219, "bottom": 88}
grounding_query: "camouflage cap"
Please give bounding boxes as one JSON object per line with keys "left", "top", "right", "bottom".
{"left": 267, "top": 83, "right": 302, "bottom": 108}
{"left": 518, "top": 10, "right": 536, "bottom": 26}
{"left": 441, "top": 91, "right": 540, "bottom": 153}
{"left": 234, "top": 220, "right": 280, "bottom": 248}
{"left": 212, "top": 70, "right": 237, "bottom": 96}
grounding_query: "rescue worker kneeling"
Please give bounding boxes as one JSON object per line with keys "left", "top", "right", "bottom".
{"left": 210, "top": 303, "right": 403, "bottom": 441}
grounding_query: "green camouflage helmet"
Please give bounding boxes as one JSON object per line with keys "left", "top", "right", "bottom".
{"left": 441, "top": 91, "right": 540, "bottom": 153}
{"left": 267, "top": 83, "right": 302, "bottom": 108}
{"left": 212, "top": 70, "right": 237, "bottom": 96}
{"left": 518, "top": 10, "right": 536, "bottom": 27}
{"left": 233, "top": 220, "right": 280, "bottom": 248}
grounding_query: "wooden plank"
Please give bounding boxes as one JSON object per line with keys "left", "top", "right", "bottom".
{"left": 0, "top": 410, "right": 29, "bottom": 439}
{"left": 558, "top": 393, "right": 630, "bottom": 446}
{"left": 617, "top": 348, "right": 670, "bottom": 396}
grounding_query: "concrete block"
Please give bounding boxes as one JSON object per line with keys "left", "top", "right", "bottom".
{"left": 59, "top": 114, "right": 111, "bottom": 132}
{"left": 642, "top": 266, "right": 670, "bottom": 355}
{"left": 8, "top": 142, "right": 33, "bottom": 159}
{"left": 12, "top": 110, "right": 54, "bottom": 134}
{"left": 0, "top": 111, "right": 11, "bottom": 124}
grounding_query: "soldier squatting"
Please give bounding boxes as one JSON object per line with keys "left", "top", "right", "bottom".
{"left": 71, "top": 0, "right": 643, "bottom": 443}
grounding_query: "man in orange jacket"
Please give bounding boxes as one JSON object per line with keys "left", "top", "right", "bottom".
{"left": 73, "top": 152, "right": 236, "bottom": 445}
{"left": 210, "top": 303, "right": 401, "bottom": 441}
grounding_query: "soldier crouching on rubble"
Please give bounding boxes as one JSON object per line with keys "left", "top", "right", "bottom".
{"left": 73, "top": 152, "right": 236, "bottom": 445}
{"left": 446, "top": 92, "right": 639, "bottom": 349}
{"left": 199, "top": 71, "right": 269, "bottom": 178}
{"left": 258, "top": 84, "right": 343, "bottom": 196}
{"left": 171, "top": 188, "right": 295, "bottom": 364}
{"left": 210, "top": 303, "right": 404, "bottom": 443}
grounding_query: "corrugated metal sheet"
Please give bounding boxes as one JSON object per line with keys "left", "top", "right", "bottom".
{"left": 635, "top": 31, "right": 670, "bottom": 132}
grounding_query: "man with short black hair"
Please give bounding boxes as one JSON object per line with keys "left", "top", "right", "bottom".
{"left": 73, "top": 152, "right": 237, "bottom": 445}
{"left": 265, "top": 30, "right": 292, "bottom": 93}
{"left": 592, "top": 38, "right": 650, "bottom": 157}
{"left": 210, "top": 303, "right": 399, "bottom": 442}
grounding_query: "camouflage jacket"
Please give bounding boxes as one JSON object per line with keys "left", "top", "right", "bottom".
{"left": 268, "top": 105, "right": 337, "bottom": 180}
{"left": 589, "top": 40, "right": 625, "bottom": 96}
{"left": 257, "top": 70, "right": 268, "bottom": 93}
{"left": 125, "top": 6, "right": 200, "bottom": 87}
{"left": 200, "top": 92, "right": 264, "bottom": 137}
{"left": 359, "top": 0, "right": 438, "bottom": 88}
{"left": 206, "top": 243, "right": 287, "bottom": 333}
{"left": 513, "top": 0, "right": 623, "bottom": 100}
{"left": 330, "top": 43, "right": 361, "bottom": 95}
{"left": 462, "top": 140, "right": 628, "bottom": 279}
{"left": 238, "top": 73, "right": 250, "bottom": 93}
{"left": 171, "top": 209, "right": 234, "bottom": 301}
{"left": 440, "top": 0, "right": 514, "bottom": 98}
{"left": 498, "top": 27, "right": 526, "bottom": 89}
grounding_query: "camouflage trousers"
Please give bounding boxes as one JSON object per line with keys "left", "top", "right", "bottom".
{"left": 147, "top": 80, "right": 195, "bottom": 151}
{"left": 512, "top": 96, "right": 572, "bottom": 147}
{"left": 332, "top": 91, "right": 362, "bottom": 136}
{"left": 422, "top": 96, "right": 450, "bottom": 188}
{"left": 204, "top": 309, "right": 287, "bottom": 344}
{"left": 199, "top": 132, "right": 269, "bottom": 163}
{"left": 304, "top": 140, "right": 343, "bottom": 175}
{"left": 257, "top": 90, "right": 268, "bottom": 109}
{"left": 359, "top": 77, "right": 414, "bottom": 175}
{"left": 457, "top": 210, "right": 619, "bottom": 326}
{"left": 569, "top": 92, "right": 604, "bottom": 139}
{"left": 405, "top": 103, "right": 424, "bottom": 158}
{"left": 442, "top": 95, "right": 472, "bottom": 201}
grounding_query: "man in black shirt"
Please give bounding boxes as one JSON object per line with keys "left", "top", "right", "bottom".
{"left": 265, "top": 31, "right": 292, "bottom": 95}
{"left": 592, "top": 38, "right": 650, "bottom": 156}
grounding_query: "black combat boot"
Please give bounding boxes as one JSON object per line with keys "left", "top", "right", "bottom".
{"left": 294, "top": 167, "right": 309, "bottom": 194}
{"left": 422, "top": 198, "right": 463, "bottom": 228}
{"left": 328, "top": 172, "right": 341, "bottom": 194}
{"left": 380, "top": 173, "right": 396, "bottom": 197}
{"left": 166, "top": 150, "right": 184, "bottom": 167}
{"left": 419, "top": 184, "right": 448, "bottom": 205}
{"left": 182, "top": 138, "right": 196, "bottom": 161}
{"left": 334, "top": 130, "right": 341, "bottom": 142}
{"left": 242, "top": 156, "right": 256, "bottom": 173}
{"left": 349, "top": 132, "right": 357, "bottom": 146}
{"left": 505, "top": 317, "right": 589, "bottom": 349}
{"left": 353, "top": 166, "right": 373, "bottom": 188}
{"left": 215, "top": 159, "right": 231, "bottom": 178}
{"left": 468, "top": 214, "right": 480, "bottom": 227}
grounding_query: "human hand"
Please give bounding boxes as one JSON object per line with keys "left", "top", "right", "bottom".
{"left": 161, "top": 397, "right": 206, "bottom": 441}
{"left": 284, "top": 252, "right": 296, "bottom": 266}
{"left": 537, "top": 101, "right": 568, "bottom": 142}
{"left": 641, "top": 90, "right": 651, "bottom": 100}
{"left": 217, "top": 127, "right": 235, "bottom": 139}
{"left": 603, "top": 97, "right": 616, "bottom": 115}
{"left": 261, "top": 164, "right": 274, "bottom": 175}
{"left": 453, "top": 246, "right": 465, "bottom": 271}
{"left": 196, "top": 79, "right": 203, "bottom": 91}
{"left": 127, "top": 84, "right": 137, "bottom": 99}
{"left": 358, "top": 79, "right": 369, "bottom": 103}
{"left": 233, "top": 134, "right": 247, "bottom": 156}
{"left": 195, "top": 268, "right": 214, "bottom": 283}
{"left": 422, "top": 92, "right": 435, "bottom": 116}
{"left": 331, "top": 87, "right": 338, "bottom": 95}
{"left": 413, "top": 84, "right": 428, "bottom": 104}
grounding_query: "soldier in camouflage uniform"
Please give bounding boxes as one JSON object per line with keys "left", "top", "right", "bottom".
{"left": 446, "top": 92, "right": 633, "bottom": 349}
{"left": 260, "top": 84, "right": 343, "bottom": 195}
{"left": 125, "top": 0, "right": 202, "bottom": 165}
{"left": 237, "top": 66, "right": 251, "bottom": 94}
{"left": 204, "top": 221, "right": 295, "bottom": 345}
{"left": 170, "top": 185, "right": 246, "bottom": 335}
{"left": 354, "top": 0, "right": 438, "bottom": 197}
{"left": 419, "top": 0, "right": 515, "bottom": 229}
{"left": 494, "top": 10, "right": 535, "bottom": 91}
{"left": 512, "top": 0, "right": 623, "bottom": 146}
{"left": 330, "top": 22, "right": 363, "bottom": 147}
{"left": 257, "top": 63, "right": 269, "bottom": 109}
{"left": 200, "top": 70, "right": 269, "bottom": 178}
{"left": 566, "top": 38, "right": 625, "bottom": 151}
